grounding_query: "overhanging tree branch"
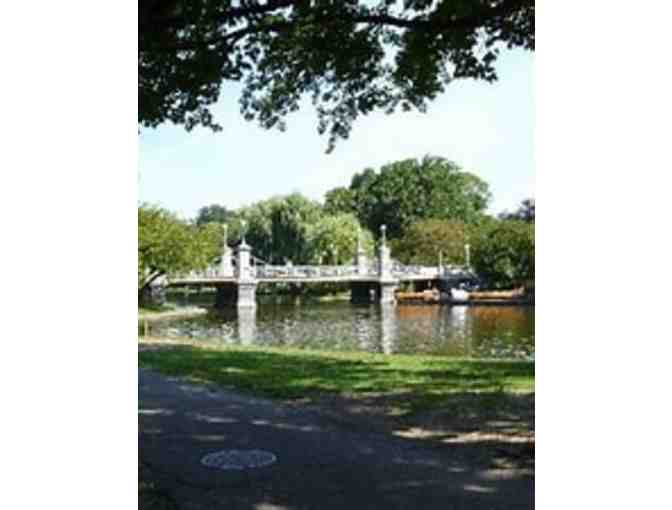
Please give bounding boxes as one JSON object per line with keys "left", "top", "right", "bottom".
{"left": 139, "top": 0, "right": 305, "bottom": 32}
{"left": 138, "top": 0, "right": 534, "bottom": 149}
{"left": 141, "top": 0, "right": 530, "bottom": 52}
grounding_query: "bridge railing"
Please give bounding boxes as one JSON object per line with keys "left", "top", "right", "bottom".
{"left": 170, "top": 263, "right": 470, "bottom": 282}
{"left": 172, "top": 266, "right": 220, "bottom": 280}
{"left": 256, "top": 264, "right": 364, "bottom": 279}
{"left": 442, "top": 265, "right": 472, "bottom": 277}
{"left": 390, "top": 261, "right": 440, "bottom": 277}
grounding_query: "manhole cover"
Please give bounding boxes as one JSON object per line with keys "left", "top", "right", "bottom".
{"left": 201, "top": 449, "right": 277, "bottom": 470}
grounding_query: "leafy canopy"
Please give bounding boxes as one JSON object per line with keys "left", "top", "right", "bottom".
{"left": 195, "top": 204, "right": 236, "bottom": 226}
{"left": 470, "top": 219, "right": 534, "bottom": 289}
{"left": 139, "top": 0, "right": 534, "bottom": 151}
{"left": 138, "top": 204, "right": 221, "bottom": 292}
{"left": 325, "top": 155, "right": 491, "bottom": 239}
{"left": 197, "top": 193, "right": 374, "bottom": 265}
{"left": 229, "top": 193, "right": 324, "bottom": 264}
{"left": 391, "top": 219, "right": 469, "bottom": 266}
{"left": 307, "top": 213, "right": 375, "bottom": 264}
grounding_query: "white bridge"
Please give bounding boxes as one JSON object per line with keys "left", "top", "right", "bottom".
{"left": 166, "top": 226, "right": 471, "bottom": 308}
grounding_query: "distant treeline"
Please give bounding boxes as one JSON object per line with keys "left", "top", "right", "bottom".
{"left": 139, "top": 156, "right": 534, "bottom": 294}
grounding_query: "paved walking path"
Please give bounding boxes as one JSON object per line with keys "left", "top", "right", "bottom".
{"left": 139, "top": 368, "right": 533, "bottom": 509}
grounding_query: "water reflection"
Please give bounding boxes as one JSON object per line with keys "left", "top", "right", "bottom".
{"left": 237, "top": 307, "right": 256, "bottom": 345}
{"left": 380, "top": 303, "right": 398, "bottom": 355}
{"left": 145, "top": 302, "right": 534, "bottom": 360}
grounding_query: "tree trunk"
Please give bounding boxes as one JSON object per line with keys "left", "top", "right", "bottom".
{"left": 139, "top": 271, "right": 166, "bottom": 307}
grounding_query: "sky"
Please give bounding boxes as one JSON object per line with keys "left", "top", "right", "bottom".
{"left": 139, "top": 49, "right": 534, "bottom": 220}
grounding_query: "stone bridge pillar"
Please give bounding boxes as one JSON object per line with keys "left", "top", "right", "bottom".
{"left": 237, "top": 307, "right": 257, "bottom": 345}
{"left": 235, "top": 239, "right": 257, "bottom": 308}
{"left": 378, "top": 280, "right": 398, "bottom": 305}
{"left": 377, "top": 225, "right": 398, "bottom": 305}
{"left": 380, "top": 303, "right": 399, "bottom": 354}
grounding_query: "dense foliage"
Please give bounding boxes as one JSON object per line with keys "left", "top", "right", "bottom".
{"left": 230, "top": 193, "right": 324, "bottom": 264}
{"left": 197, "top": 194, "right": 372, "bottom": 266}
{"left": 195, "top": 204, "right": 236, "bottom": 226}
{"left": 391, "top": 219, "right": 469, "bottom": 266}
{"left": 139, "top": 0, "right": 534, "bottom": 151}
{"left": 138, "top": 204, "right": 221, "bottom": 295}
{"left": 470, "top": 219, "right": 534, "bottom": 289}
{"left": 325, "top": 156, "right": 491, "bottom": 239}
{"left": 307, "top": 213, "right": 375, "bottom": 264}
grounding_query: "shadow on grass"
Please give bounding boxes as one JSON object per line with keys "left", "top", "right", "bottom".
{"left": 139, "top": 343, "right": 534, "bottom": 440}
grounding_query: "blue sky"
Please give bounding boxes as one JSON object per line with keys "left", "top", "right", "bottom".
{"left": 139, "top": 49, "right": 534, "bottom": 220}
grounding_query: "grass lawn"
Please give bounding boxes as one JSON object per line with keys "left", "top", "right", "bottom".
{"left": 138, "top": 341, "right": 534, "bottom": 417}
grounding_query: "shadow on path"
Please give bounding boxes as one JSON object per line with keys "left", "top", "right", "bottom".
{"left": 139, "top": 345, "right": 533, "bottom": 509}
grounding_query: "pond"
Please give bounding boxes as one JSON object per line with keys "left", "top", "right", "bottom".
{"left": 142, "top": 299, "right": 534, "bottom": 361}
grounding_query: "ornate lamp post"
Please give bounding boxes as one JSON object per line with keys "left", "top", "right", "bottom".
{"left": 355, "top": 225, "right": 368, "bottom": 275}
{"left": 240, "top": 219, "right": 247, "bottom": 245}
{"left": 377, "top": 224, "right": 396, "bottom": 304}
{"left": 234, "top": 218, "right": 256, "bottom": 307}
{"left": 219, "top": 223, "right": 234, "bottom": 277}
{"left": 378, "top": 224, "right": 391, "bottom": 278}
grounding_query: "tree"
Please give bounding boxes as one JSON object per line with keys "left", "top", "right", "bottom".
{"left": 307, "top": 213, "right": 374, "bottom": 264}
{"left": 323, "top": 187, "right": 357, "bottom": 216}
{"left": 231, "top": 193, "right": 324, "bottom": 263}
{"left": 391, "top": 219, "right": 469, "bottom": 266}
{"left": 195, "top": 204, "right": 235, "bottom": 226}
{"left": 138, "top": 204, "right": 221, "bottom": 298}
{"left": 470, "top": 219, "right": 534, "bottom": 289}
{"left": 139, "top": 0, "right": 534, "bottom": 151}
{"left": 499, "top": 198, "right": 535, "bottom": 223}
{"left": 326, "top": 155, "right": 491, "bottom": 239}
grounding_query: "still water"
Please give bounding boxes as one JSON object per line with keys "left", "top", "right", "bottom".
{"left": 144, "top": 301, "right": 534, "bottom": 361}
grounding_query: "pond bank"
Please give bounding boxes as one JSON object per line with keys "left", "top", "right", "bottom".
{"left": 138, "top": 306, "right": 208, "bottom": 323}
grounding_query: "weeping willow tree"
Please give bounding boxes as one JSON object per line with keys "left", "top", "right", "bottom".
{"left": 307, "top": 213, "right": 374, "bottom": 264}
